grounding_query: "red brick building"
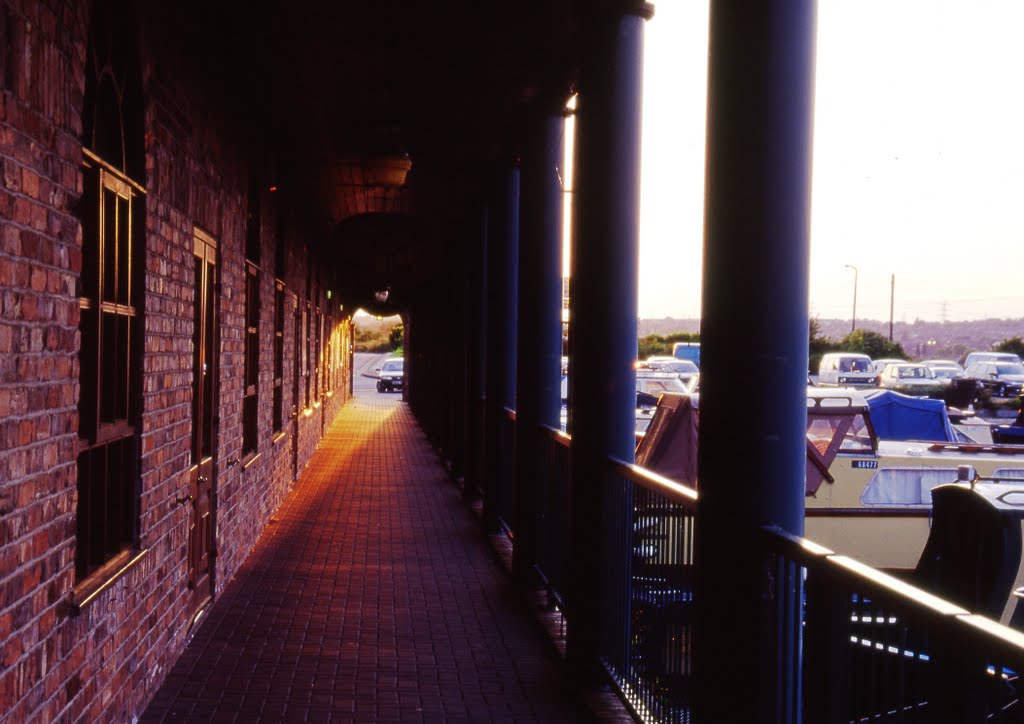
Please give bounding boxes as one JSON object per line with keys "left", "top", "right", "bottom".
{"left": 1, "top": 2, "right": 357, "bottom": 719}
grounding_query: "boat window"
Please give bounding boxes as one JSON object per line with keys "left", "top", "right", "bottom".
{"left": 807, "top": 418, "right": 840, "bottom": 454}
{"left": 840, "top": 413, "right": 873, "bottom": 452}
{"left": 861, "top": 467, "right": 959, "bottom": 507}
{"left": 992, "top": 468, "right": 1024, "bottom": 482}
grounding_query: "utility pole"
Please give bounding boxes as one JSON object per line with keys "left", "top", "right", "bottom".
{"left": 844, "top": 264, "right": 858, "bottom": 333}
{"left": 889, "top": 273, "right": 895, "bottom": 341}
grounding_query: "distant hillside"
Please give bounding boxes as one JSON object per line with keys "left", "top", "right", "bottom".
{"left": 639, "top": 317, "right": 1024, "bottom": 363}
{"left": 638, "top": 318, "right": 701, "bottom": 337}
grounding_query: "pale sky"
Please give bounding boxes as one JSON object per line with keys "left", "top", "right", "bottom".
{"left": 638, "top": 1, "right": 1024, "bottom": 323}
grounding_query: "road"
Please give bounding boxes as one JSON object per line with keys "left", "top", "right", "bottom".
{"left": 353, "top": 352, "right": 390, "bottom": 394}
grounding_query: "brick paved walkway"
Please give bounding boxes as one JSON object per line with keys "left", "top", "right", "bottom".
{"left": 142, "top": 391, "right": 595, "bottom": 723}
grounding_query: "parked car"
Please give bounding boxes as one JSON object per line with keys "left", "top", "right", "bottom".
{"left": 637, "top": 372, "right": 692, "bottom": 398}
{"left": 921, "top": 359, "right": 965, "bottom": 380}
{"left": 992, "top": 394, "right": 1024, "bottom": 444}
{"left": 870, "top": 358, "right": 907, "bottom": 376}
{"left": 376, "top": 357, "right": 404, "bottom": 392}
{"left": 671, "top": 341, "right": 701, "bottom": 368}
{"left": 963, "top": 351, "right": 1023, "bottom": 369}
{"left": 643, "top": 356, "right": 699, "bottom": 390}
{"left": 877, "top": 363, "right": 946, "bottom": 396}
{"left": 559, "top": 373, "right": 684, "bottom": 434}
{"left": 817, "top": 352, "right": 876, "bottom": 387}
{"left": 964, "top": 360, "right": 1024, "bottom": 398}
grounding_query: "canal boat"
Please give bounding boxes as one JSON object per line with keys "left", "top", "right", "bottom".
{"left": 637, "top": 388, "right": 1024, "bottom": 573}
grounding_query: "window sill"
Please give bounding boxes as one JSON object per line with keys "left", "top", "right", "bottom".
{"left": 272, "top": 431, "right": 287, "bottom": 445}
{"left": 70, "top": 548, "right": 149, "bottom": 613}
{"left": 242, "top": 451, "right": 261, "bottom": 470}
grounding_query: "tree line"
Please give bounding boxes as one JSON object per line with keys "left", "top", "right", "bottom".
{"left": 638, "top": 323, "right": 1024, "bottom": 372}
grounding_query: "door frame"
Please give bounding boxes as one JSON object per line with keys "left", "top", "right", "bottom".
{"left": 187, "top": 227, "right": 219, "bottom": 623}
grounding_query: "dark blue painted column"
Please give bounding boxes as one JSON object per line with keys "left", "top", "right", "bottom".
{"left": 694, "top": 2, "right": 817, "bottom": 721}
{"left": 484, "top": 165, "right": 519, "bottom": 533}
{"left": 514, "top": 105, "right": 566, "bottom": 585}
{"left": 567, "top": 0, "right": 652, "bottom": 680}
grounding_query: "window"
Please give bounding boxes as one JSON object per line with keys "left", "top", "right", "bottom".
{"left": 242, "top": 261, "right": 259, "bottom": 455}
{"left": 303, "top": 301, "right": 310, "bottom": 409}
{"left": 242, "top": 178, "right": 261, "bottom": 455}
{"left": 273, "top": 280, "right": 285, "bottom": 432}
{"left": 861, "top": 468, "right": 958, "bottom": 507}
{"left": 77, "top": 159, "right": 144, "bottom": 579}
{"left": 76, "top": 0, "right": 144, "bottom": 583}
{"left": 314, "top": 308, "right": 322, "bottom": 402}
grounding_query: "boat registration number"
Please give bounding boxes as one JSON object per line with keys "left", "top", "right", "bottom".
{"left": 852, "top": 460, "right": 878, "bottom": 469}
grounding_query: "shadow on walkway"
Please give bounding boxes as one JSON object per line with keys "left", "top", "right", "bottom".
{"left": 142, "top": 391, "right": 596, "bottom": 722}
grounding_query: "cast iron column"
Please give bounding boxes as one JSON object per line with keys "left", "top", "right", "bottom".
{"left": 514, "top": 105, "right": 566, "bottom": 586}
{"left": 695, "top": 2, "right": 818, "bottom": 721}
{"left": 567, "top": 0, "right": 652, "bottom": 680}
{"left": 484, "top": 164, "right": 519, "bottom": 533}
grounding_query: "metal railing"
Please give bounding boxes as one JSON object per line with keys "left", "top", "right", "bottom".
{"left": 767, "top": 526, "right": 1024, "bottom": 723}
{"left": 479, "top": 410, "right": 1024, "bottom": 722}
{"left": 536, "top": 424, "right": 571, "bottom": 611}
{"left": 604, "top": 458, "right": 698, "bottom": 724}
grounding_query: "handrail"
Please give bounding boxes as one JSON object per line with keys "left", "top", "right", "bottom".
{"left": 539, "top": 423, "right": 570, "bottom": 447}
{"left": 761, "top": 524, "right": 1024, "bottom": 667}
{"left": 606, "top": 455, "right": 698, "bottom": 509}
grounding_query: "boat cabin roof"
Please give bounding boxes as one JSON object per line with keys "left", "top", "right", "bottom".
{"left": 807, "top": 386, "right": 870, "bottom": 413}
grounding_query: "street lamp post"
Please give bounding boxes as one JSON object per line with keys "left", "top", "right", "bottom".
{"left": 844, "top": 264, "right": 858, "bottom": 333}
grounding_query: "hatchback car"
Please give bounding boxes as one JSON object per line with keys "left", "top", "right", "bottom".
{"left": 870, "top": 358, "right": 907, "bottom": 376}
{"left": 376, "top": 357, "right": 405, "bottom": 392}
{"left": 877, "top": 363, "right": 946, "bottom": 396}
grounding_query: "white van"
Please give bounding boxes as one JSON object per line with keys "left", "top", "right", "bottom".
{"left": 817, "top": 352, "right": 876, "bottom": 387}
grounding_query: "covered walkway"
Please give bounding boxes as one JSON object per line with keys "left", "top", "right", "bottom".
{"left": 141, "top": 391, "right": 598, "bottom": 722}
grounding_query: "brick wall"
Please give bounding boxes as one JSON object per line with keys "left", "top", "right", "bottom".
{"left": 0, "top": 1, "right": 87, "bottom": 720}
{"left": 0, "top": 1, "right": 353, "bottom": 720}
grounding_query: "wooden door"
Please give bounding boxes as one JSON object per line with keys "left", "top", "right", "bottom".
{"left": 188, "top": 229, "right": 218, "bottom": 619}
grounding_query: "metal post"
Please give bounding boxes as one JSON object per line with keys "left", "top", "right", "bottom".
{"left": 568, "top": 0, "right": 652, "bottom": 681}
{"left": 695, "top": 1, "right": 818, "bottom": 721}
{"left": 514, "top": 104, "right": 566, "bottom": 586}
{"left": 484, "top": 164, "right": 519, "bottom": 533}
